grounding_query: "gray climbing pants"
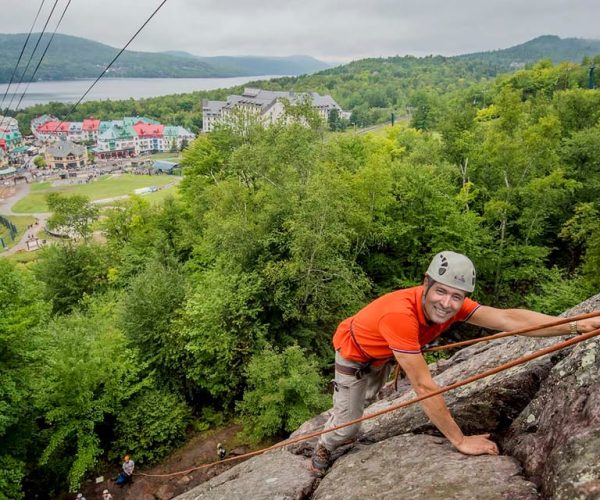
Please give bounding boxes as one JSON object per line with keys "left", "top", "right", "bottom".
{"left": 318, "top": 351, "right": 393, "bottom": 451}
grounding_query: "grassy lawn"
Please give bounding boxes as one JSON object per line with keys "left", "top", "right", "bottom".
{"left": 144, "top": 184, "right": 181, "bottom": 204}
{"left": 94, "top": 183, "right": 181, "bottom": 208}
{"left": 147, "top": 151, "right": 183, "bottom": 161}
{"left": 0, "top": 214, "right": 36, "bottom": 252}
{"left": 12, "top": 174, "right": 179, "bottom": 213}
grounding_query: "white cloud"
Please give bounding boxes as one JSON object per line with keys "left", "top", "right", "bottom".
{"left": 0, "top": 0, "right": 599, "bottom": 61}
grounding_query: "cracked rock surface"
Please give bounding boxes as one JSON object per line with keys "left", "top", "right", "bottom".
{"left": 176, "top": 294, "right": 600, "bottom": 499}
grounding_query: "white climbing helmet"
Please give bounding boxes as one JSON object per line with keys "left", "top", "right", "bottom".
{"left": 426, "top": 251, "right": 476, "bottom": 293}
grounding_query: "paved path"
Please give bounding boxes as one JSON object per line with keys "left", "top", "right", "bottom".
{"left": 0, "top": 183, "right": 32, "bottom": 215}
{"left": 1, "top": 177, "right": 182, "bottom": 257}
{"left": 0, "top": 183, "right": 50, "bottom": 256}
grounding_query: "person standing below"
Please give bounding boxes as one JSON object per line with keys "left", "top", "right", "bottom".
{"left": 102, "top": 489, "right": 113, "bottom": 500}
{"left": 115, "top": 454, "right": 135, "bottom": 486}
{"left": 217, "top": 443, "right": 226, "bottom": 461}
{"left": 310, "top": 251, "right": 600, "bottom": 475}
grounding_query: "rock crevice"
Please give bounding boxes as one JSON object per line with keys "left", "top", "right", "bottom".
{"left": 176, "top": 294, "right": 600, "bottom": 500}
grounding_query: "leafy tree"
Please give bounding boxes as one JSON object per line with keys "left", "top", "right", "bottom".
{"left": 33, "top": 156, "right": 46, "bottom": 168}
{"left": 33, "top": 295, "right": 146, "bottom": 492}
{"left": 180, "top": 268, "right": 267, "bottom": 407}
{"left": 46, "top": 193, "right": 99, "bottom": 241}
{"left": 281, "top": 95, "right": 325, "bottom": 131}
{"left": 409, "top": 90, "right": 442, "bottom": 130}
{"left": 238, "top": 345, "right": 330, "bottom": 441}
{"left": 560, "top": 203, "right": 600, "bottom": 287}
{"left": 119, "top": 259, "right": 187, "bottom": 388}
{"left": 525, "top": 267, "right": 594, "bottom": 315}
{"left": 327, "top": 108, "right": 347, "bottom": 131}
{"left": 0, "top": 261, "right": 49, "bottom": 500}
{"left": 553, "top": 88, "right": 600, "bottom": 133}
{"left": 561, "top": 123, "right": 600, "bottom": 202}
{"left": 34, "top": 243, "right": 110, "bottom": 315}
{"left": 111, "top": 389, "right": 190, "bottom": 465}
{"left": 263, "top": 162, "right": 372, "bottom": 332}
{"left": 0, "top": 455, "right": 25, "bottom": 500}
{"left": 101, "top": 196, "right": 191, "bottom": 287}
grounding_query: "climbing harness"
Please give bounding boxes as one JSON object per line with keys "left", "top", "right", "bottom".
{"left": 137, "top": 310, "right": 600, "bottom": 479}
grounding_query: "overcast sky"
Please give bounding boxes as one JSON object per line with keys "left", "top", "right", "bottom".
{"left": 1, "top": 0, "right": 599, "bottom": 63}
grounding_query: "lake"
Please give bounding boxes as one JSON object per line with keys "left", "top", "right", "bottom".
{"left": 0, "top": 76, "right": 282, "bottom": 110}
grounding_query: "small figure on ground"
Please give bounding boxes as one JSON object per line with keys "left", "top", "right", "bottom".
{"left": 115, "top": 454, "right": 135, "bottom": 486}
{"left": 102, "top": 489, "right": 113, "bottom": 500}
{"left": 217, "top": 442, "right": 226, "bottom": 461}
{"left": 75, "top": 494, "right": 86, "bottom": 500}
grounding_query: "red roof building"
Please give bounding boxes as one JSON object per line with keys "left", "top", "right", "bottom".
{"left": 36, "top": 121, "right": 70, "bottom": 134}
{"left": 133, "top": 122, "right": 164, "bottom": 138}
{"left": 82, "top": 118, "right": 101, "bottom": 132}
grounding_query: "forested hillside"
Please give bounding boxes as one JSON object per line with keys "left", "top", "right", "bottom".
{"left": 457, "top": 34, "right": 600, "bottom": 67}
{"left": 12, "top": 36, "right": 600, "bottom": 135}
{"left": 2, "top": 59, "right": 600, "bottom": 498}
{"left": 0, "top": 33, "right": 329, "bottom": 83}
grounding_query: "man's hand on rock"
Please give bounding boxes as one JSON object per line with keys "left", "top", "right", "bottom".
{"left": 577, "top": 317, "right": 600, "bottom": 334}
{"left": 454, "top": 433, "right": 499, "bottom": 456}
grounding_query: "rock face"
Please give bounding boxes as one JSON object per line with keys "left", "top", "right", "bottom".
{"left": 176, "top": 294, "right": 600, "bottom": 500}
{"left": 174, "top": 450, "right": 316, "bottom": 500}
{"left": 503, "top": 295, "right": 600, "bottom": 499}
{"left": 313, "top": 435, "right": 538, "bottom": 500}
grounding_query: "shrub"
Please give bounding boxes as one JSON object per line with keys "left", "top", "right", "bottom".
{"left": 238, "top": 345, "right": 330, "bottom": 442}
{"left": 112, "top": 389, "right": 191, "bottom": 465}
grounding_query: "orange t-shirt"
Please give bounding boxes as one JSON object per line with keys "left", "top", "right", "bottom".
{"left": 333, "top": 285, "right": 480, "bottom": 364}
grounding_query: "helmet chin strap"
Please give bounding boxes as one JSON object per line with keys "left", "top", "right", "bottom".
{"left": 422, "top": 276, "right": 436, "bottom": 323}
{"left": 423, "top": 276, "right": 436, "bottom": 300}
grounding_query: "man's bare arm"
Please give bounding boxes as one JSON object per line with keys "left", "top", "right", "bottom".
{"left": 468, "top": 305, "right": 600, "bottom": 337}
{"left": 394, "top": 351, "right": 498, "bottom": 455}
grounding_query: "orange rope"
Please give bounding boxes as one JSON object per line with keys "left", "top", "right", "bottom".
{"left": 391, "top": 310, "right": 600, "bottom": 392}
{"left": 137, "top": 324, "right": 600, "bottom": 478}
{"left": 423, "top": 310, "right": 600, "bottom": 353}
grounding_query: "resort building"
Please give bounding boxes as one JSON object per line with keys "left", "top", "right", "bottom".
{"left": 34, "top": 120, "right": 70, "bottom": 141}
{"left": 0, "top": 116, "right": 23, "bottom": 150}
{"left": 68, "top": 122, "right": 84, "bottom": 142}
{"left": 44, "top": 139, "right": 88, "bottom": 169}
{"left": 95, "top": 123, "right": 137, "bottom": 159}
{"left": 82, "top": 118, "right": 101, "bottom": 142}
{"left": 31, "top": 115, "right": 195, "bottom": 158}
{"left": 164, "top": 125, "right": 195, "bottom": 150}
{"left": 133, "top": 122, "right": 165, "bottom": 154}
{"left": 201, "top": 88, "right": 349, "bottom": 133}
{"left": 31, "top": 114, "right": 58, "bottom": 130}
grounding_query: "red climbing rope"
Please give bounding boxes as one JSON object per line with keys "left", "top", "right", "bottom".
{"left": 423, "top": 310, "right": 600, "bottom": 353}
{"left": 137, "top": 318, "right": 600, "bottom": 478}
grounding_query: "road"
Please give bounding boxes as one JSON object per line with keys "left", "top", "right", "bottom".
{"left": 0, "top": 183, "right": 50, "bottom": 256}
{"left": 0, "top": 177, "right": 181, "bottom": 257}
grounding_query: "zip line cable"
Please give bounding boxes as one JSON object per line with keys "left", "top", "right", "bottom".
{"left": 136, "top": 311, "right": 600, "bottom": 479}
{"left": 52, "top": 0, "right": 170, "bottom": 132}
{"left": 13, "top": 0, "right": 73, "bottom": 113}
{"left": 1, "top": 0, "right": 60, "bottom": 115}
{"left": 0, "top": 0, "right": 46, "bottom": 112}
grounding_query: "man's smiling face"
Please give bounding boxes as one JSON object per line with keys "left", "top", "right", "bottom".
{"left": 422, "top": 279, "right": 466, "bottom": 324}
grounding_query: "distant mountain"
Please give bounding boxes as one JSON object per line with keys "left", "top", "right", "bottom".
{"left": 163, "top": 52, "right": 331, "bottom": 76}
{"left": 0, "top": 33, "right": 330, "bottom": 83}
{"left": 457, "top": 35, "right": 600, "bottom": 68}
